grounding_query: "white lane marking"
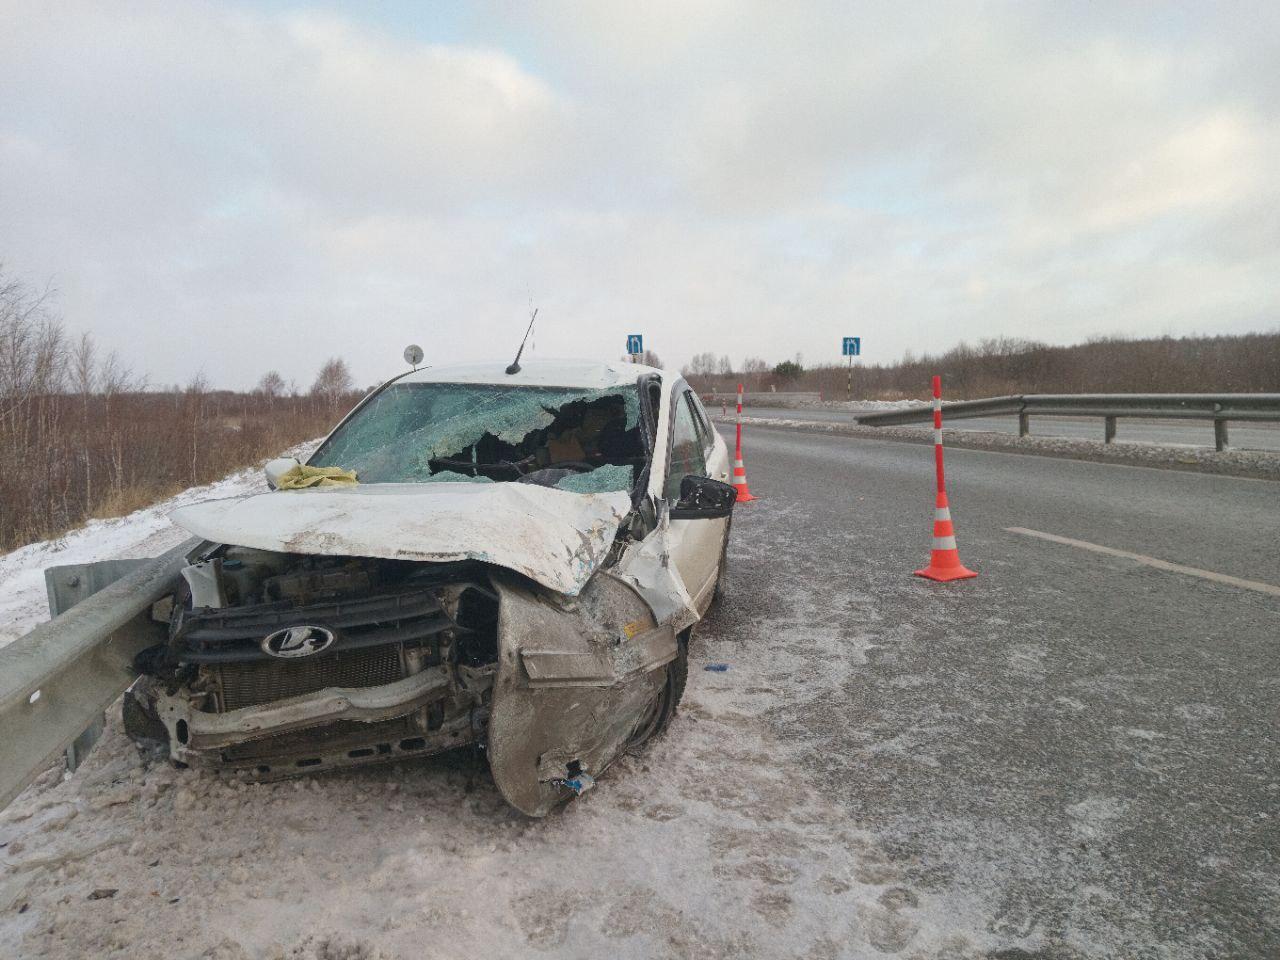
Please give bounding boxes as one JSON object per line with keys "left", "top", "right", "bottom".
{"left": 1006, "top": 527, "right": 1280, "bottom": 598}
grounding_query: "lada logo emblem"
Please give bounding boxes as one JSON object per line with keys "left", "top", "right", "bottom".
{"left": 261, "top": 625, "right": 336, "bottom": 659}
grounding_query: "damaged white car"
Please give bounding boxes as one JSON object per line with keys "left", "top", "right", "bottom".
{"left": 123, "top": 359, "right": 735, "bottom": 816}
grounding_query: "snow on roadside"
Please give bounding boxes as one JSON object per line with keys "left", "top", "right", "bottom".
{"left": 0, "top": 443, "right": 316, "bottom": 649}
{"left": 716, "top": 395, "right": 929, "bottom": 413}
{"left": 807, "top": 399, "right": 929, "bottom": 413}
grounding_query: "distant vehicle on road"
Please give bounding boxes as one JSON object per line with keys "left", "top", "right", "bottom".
{"left": 124, "top": 360, "right": 735, "bottom": 815}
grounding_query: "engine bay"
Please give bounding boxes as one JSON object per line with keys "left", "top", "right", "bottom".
{"left": 125, "top": 547, "right": 501, "bottom": 779}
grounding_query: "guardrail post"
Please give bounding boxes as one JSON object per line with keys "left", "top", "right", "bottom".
{"left": 1214, "top": 418, "right": 1229, "bottom": 452}
{"left": 1018, "top": 413, "right": 1029, "bottom": 437}
{"left": 45, "top": 558, "right": 154, "bottom": 772}
{"left": 1104, "top": 416, "right": 1117, "bottom": 444}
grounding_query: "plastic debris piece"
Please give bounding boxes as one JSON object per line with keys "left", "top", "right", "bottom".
{"left": 276, "top": 464, "right": 358, "bottom": 489}
{"left": 87, "top": 888, "right": 118, "bottom": 900}
{"left": 704, "top": 663, "right": 730, "bottom": 672}
{"left": 561, "top": 773, "right": 596, "bottom": 796}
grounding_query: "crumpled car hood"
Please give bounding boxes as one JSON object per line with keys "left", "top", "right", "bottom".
{"left": 169, "top": 483, "right": 633, "bottom": 596}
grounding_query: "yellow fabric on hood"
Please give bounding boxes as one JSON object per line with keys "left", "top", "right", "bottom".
{"left": 276, "top": 464, "right": 358, "bottom": 489}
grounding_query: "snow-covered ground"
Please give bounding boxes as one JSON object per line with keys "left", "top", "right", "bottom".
{"left": 704, "top": 394, "right": 929, "bottom": 414}
{"left": 809, "top": 399, "right": 929, "bottom": 413}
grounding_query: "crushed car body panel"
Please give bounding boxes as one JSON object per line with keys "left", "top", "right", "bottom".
{"left": 486, "top": 571, "right": 676, "bottom": 817}
{"left": 169, "top": 484, "right": 632, "bottom": 596}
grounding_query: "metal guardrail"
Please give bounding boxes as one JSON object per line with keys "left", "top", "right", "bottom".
{"left": 856, "top": 394, "right": 1280, "bottom": 451}
{"left": 0, "top": 538, "right": 199, "bottom": 809}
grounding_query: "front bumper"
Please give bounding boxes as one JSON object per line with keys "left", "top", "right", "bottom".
{"left": 153, "top": 666, "right": 453, "bottom": 752}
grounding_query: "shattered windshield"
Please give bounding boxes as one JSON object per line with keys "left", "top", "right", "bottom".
{"left": 309, "top": 382, "right": 645, "bottom": 494}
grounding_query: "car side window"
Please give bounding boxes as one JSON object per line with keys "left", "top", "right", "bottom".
{"left": 686, "top": 391, "right": 717, "bottom": 459}
{"left": 665, "top": 393, "right": 709, "bottom": 500}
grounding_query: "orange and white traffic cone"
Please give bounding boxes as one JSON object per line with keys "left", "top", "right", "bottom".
{"left": 732, "top": 382, "right": 757, "bottom": 503}
{"left": 915, "top": 376, "right": 976, "bottom": 581}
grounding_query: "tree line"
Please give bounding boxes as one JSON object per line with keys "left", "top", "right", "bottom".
{"left": 682, "top": 334, "right": 1280, "bottom": 398}
{"left": 0, "top": 267, "right": 362, "bottom": 552}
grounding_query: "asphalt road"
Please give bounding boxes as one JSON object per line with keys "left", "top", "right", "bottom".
{"left": 704, "top": 423, "right": 1279, "bottom": 957}
{"left": 743, "top": 406, "right": 1280, "bottom": 451}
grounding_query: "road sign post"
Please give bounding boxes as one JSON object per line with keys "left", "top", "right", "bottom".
{"left": 842, "top": 337, "right": 861, "bottom": 400}
{"left": 626, "top": 334, "right": 643, "bottom": 361}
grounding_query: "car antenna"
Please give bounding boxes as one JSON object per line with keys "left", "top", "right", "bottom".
{"left": 506, "top": 307, "right": 538, "bottom": 375}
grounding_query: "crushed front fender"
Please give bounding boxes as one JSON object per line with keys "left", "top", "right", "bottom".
{"left": 486, "top": 569, "right": 678, "bottom": 817}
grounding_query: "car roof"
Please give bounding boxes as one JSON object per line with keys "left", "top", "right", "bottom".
{"left": 396, "top": 359, "right": 661, "bottom": 390}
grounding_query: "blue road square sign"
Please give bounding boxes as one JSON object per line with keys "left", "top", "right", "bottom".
{"left": 842, "top": 336, "right": 861, "bottom": 357}
{"left": 627, "top": 334, "right": 643, "bottom": 355}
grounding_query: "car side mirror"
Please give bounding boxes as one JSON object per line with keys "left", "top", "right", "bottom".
{"left": 669, "top": 475, "right": 736, "bottom": 520}
{"left": 264, "top": 457, "right": 301, "bottom": 490}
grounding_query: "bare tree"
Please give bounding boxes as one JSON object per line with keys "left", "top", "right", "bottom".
{"left": 183, "top": 372, "right": 210, "bottom": 483}
{"left": 741, "top": 356, "right": 770, "bottom": 390}
{"left": 682, "top": 351, "right": 718, "bottom": 377}
{"left": 639, "top": 349, "right": 663, "bottom": 369}
{"left": 256, "top": 370, "right": 286, "bottom": 399}
{"left": 71, "top": 332, "right": 96, "bottom": 396}
{"left": 0, "top": 268, "right": 64, "bottom": 420}
{"left": 311, "top": 357, "right": 354, "bottom": 406}
{"left": 99, "top": 350, "right": 140, "bottom": 396}
{"left": 69, "top": 332, "right": 97, "bottom": 505}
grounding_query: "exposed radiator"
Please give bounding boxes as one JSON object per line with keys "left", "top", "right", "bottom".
{"left": 211, "top": 645, "right": 404, "bottom": 711}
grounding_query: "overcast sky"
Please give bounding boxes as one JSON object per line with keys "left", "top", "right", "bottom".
{"left": 2, "top": 1, "right": 1277, "bottom": 389}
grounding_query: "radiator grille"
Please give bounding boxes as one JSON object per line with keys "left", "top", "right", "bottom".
{"left": 212, "top": 646, "right": 404, "bottom": 711}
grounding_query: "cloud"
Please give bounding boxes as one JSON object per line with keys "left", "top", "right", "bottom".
{"left": 0, "top": 1, "right": 1275, "bottom": 388}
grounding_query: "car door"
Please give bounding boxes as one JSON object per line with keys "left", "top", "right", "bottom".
{"left": 665, "top": 387, "right": 730, "bottom": 609}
